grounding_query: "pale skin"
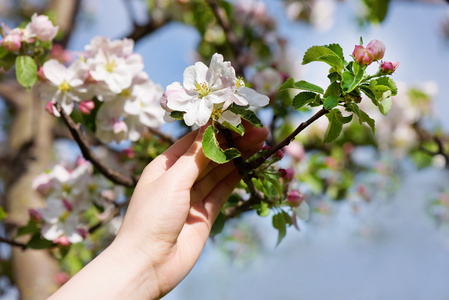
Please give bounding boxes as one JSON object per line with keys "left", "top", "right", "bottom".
{"left": 49, "top": 123, "right": 268, "bottom": 299}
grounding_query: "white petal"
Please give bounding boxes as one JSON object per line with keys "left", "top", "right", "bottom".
{"left": 237, "top": 87, "right": 269, "bottom": 107}
{"left": 43, "top": 60, "right": 66, "bottom": 85}
{"left": 220, "top": 110, "right": 241, "bottom": 127}
{"left": 295, "top": 201, "right": 310, "bottom": 221}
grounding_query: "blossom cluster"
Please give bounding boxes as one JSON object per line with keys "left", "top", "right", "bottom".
{"left": 161, "top": 53, "right": 269, "bottom": 127}
{"left": 39, "top": 36, "right": 165, "bottom": 143}
{"left": 0, "top": 13, "right": 58, "bottom": 52}
{"left": 352, "top": 39, "right": 399, "bottom": 74}
{"left": 31, "top": 159, "right": 119, "bottom": 245}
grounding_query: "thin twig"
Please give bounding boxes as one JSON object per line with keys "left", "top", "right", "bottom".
{"left": 0, "top": 236, "right": 27, "bottom": 250}
{"left": 54, "top": 103, "right": 137, "bottom": 187}
{"left": 242, "top": 108, "right": 329, "bottom": 172}
{"left": 147, "top": 127, "right": 176, "bottom": 145}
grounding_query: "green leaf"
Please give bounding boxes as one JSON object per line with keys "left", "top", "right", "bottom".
{"left": 0, "top": 52, "right": 16, "bottom": 71}
{"left": 0, "top": 46, "right": 8, "bottom": 58}
{"left": 27, "top": 234, "right": 53, "bottom": 249}
{"left": 292, "top": 92, "right": 316, "bottom": 110}
{"left": 16, "top": 221, "right": 39, "bottom": 237}
{"left": 334, "top": 109, "right": 353, "bottom": 124}
{"left": 0, "top": 206, "right": 6, "bottom": 221}
{"left": 323, "top": 109, "right": 343, "bottom": 143}
{"left": 359, "top": 109, "right": 376, "bottom": 134}
{"left": 346, "top": 102, "right": 361, "bottom": 119}
{"left": 375, "top": 76, "right": 398, "bottom": 95}
{"left": 221, "top": 121, "right": 245, "bottom": 136}
{"left": 369, "top": 77, "right": 396, "bottom": 115}
{"left": 362, "top": 0, "right": 390, "bottom": 24}
{"left": 323, "top": 95, "right": 340, "bottom": 110}
{"left": 257, "top": 201, "right": 270, "bottom": 217}
{"left": 228, "top": 106, "right": 263, "bottom": 128}
{"left": 378, "top": 95, "right": 392, "bottom": 115}
{"left": 202, "top": 125, "right": 241, "bottom": 164}
{"left": 324, "top": 81, "right": 341, "bottom": 98}
{"left": 302, "top": 46, "right": 344, "bottom": 73}
{"left": 272, "top": 212, "right": 287, "bottom": 246}
{"left": 169, "top": 111, "right": 184, "bottom": 120}
{"left": 264, "top": 174, "right": 283, "bottom": 197}
{"left": 16, "top": 56, "right": 37, "bottom": 89}
{"left": 359, "top": 84, "right": 378, "bottom": 106}
{"left": 279, "top": 78, "right": 324, "bottom": 94}
{"left": 341, "top": 69, "right": 364, "bottom": 94}
{"left": 278, "top": 77, "right": 295, "bottom": 91}
{"left": 210, "top": 211, "right": 225, "bottom": 236}
{"left": 327, "top": 72, "right": 340, "bottom": 83}
{"left": 326, "top": 43, "right": 344, "bottom": 61}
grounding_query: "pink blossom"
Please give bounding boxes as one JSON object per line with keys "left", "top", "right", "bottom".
{"left": 380, "top": 61, "right": 399, "bottom": 75}
{"left": 287, "top": 190, "right": 304, "bottom": 207}
{"left": 28, "top": 208, "right": 43, "bottom": 222}
{"left": 366, "top": 39, "right": 385, "bottom": 61}
{"left": 1, "top": 33, "right": 22, "bottom": 51}
{"left": 53, "top": 236, "right": 70, "bottom": 246}
{"left": 54, "top": 272, "right": 70, "bottom": 285}
{"left": 284, "top": 141, "right": 305, "bottom": 161}
{"left": 274, "top": 150, "right": 284, "bottom": 160}
{"left": 352, "top": 45, "right": 374, "bottom": 66}
{"left": 50, "top": 44, "right": 72, "bottom": 63}
{"left": 24, "top": 13, "right": 59, "bottom": 42}
{"left": 79, "top": 100, "right": 95, "bottom": 114}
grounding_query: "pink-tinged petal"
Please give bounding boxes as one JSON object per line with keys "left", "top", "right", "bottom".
{"left": 43, "top": 59, "right": 67, "bottom": 85}
{"left": 166, "top": 89, "right": 194, "bottom": 111}
{"left": 220, "top": 110, "right": 241, "bottom": 126}
{"left": 237, "top": 87, "right": 269, "bottom": 107}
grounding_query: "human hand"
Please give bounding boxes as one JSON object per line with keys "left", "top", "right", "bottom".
{"left": 49, "top": 123, "right": 267, "bottom": 300}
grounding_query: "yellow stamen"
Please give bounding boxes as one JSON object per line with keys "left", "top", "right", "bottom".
{"left": 60, "top": 211, "right": 70, "bottom": 222}
{"left": 211, "top": 107, "right": 223, "bottom": 120}
{"left": 120, "top": 88, "right": 131, "bottom": 98}
{"left": 106, "top": 59, "right": 116, "bottom": 73}
{"left": 59, "top": 81, "right": 71, "bottom": 93}
{"left": 236, "top": 77, "right": 245, "bottom": 89}
{"left": 194, "top": 82, "right": 210, "bottom": 98}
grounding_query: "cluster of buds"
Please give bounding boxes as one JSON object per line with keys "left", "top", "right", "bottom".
{"left": 0, "top": 13, "right": 58, "bottom": 52}
{"left": 352, "top": 39, "right": 399, "bottom": 74}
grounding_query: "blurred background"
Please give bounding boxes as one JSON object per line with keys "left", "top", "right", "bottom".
{"left": 1, "top": 0, "right": 449, "bottom": 299}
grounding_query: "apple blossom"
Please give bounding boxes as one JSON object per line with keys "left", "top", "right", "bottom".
{"left": 366, "top": 39, "right": 385, "bottom": 61}
{"left": 252, "top": 68, "right": 283, "bottom": 96}
{"left": 40, "top": 59, "right": 93, "bottom": 115}
{"left": 79, "top": 100, "right": 95, "bottom": 114}
{"left": 352, "top": 45, "right": 374, "bottom": 65}
{"left": 1, "top": 32, "right": 21, "bottom": 51}
{"left": 23, "top": 13, "right": 59, "bottom": 41}
{"left": 380, "top": 61, "right": 399, "bottom": 75}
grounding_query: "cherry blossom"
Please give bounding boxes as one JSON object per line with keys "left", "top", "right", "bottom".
{"left": 23, "top": 13, "right": 59, "bottom": 42}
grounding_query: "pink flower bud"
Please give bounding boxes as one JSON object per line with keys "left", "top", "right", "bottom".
{"left": 45, "top": 101, "right": 55, "bottom": 115}
{"left": 284, "top": 168, "right": 294, "bottom": 181}
{"left": 53, "top": 236, "right": 70, "bottom": 247}
{"left": 121, "top": 148, "right": 135, "bottom": 159}
{"left": 279, "top": 168, "right": 287, "bottom": 177}
{"left": 366, "top": 39, "right": 385, "bottom": 61}
{"left": 1, "top": 33, "right": 22, "bottom": 51}
{"left": 37, "top": 66, "right": 47, "bottom": 81}
{"left": 28, "top": 208, "right": 43, "bottom": 222}
{"left": 77, "top": 228, "right": 88, "bottom": 239}
{"left": 113, "top": 120, "right": 128, "bottom": 135}
{"left": 380, "top": 61, "right": 399, "bottom": 75}
{"left": 54, "top": 272, "right": 70, "bottom": 285}
{"left": 274, "top": 150, "right": 284, "bottom": 160}
{"left": 325, "top": 156, "right": 338, "bottom": 169}
{"left": 79, "top": 100, "right": 95, "bottom": 114}
{"left": 352, "top": 45, "right": 374, "bottom": 66}
{"left": 287, "top": 190, "right": 304, "bottom": 207}
{"left": 262, "top": 145, "right": 271, "bottom": 151}
{"left": 32, "top": 173, "right": 53, "bottom": 195}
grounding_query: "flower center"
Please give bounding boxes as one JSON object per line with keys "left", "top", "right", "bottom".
{"left": 120, "top": 88, "right": 131, "bottom": 98}
{"left": 236, "top": 77, "right": 245, "bottom": 89}
{"left": 106, "top": 59, "right": 116, "bottom": 73}
{"left": 59, "top": 81, "right": 71, "bottom": 93}
{"left": 194, "top": 82, "right": 210, "bottom": 98}
{"left": 211, "top": 107, "right": 223, "bottom": 120}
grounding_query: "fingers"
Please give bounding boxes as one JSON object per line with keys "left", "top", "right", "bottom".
{"left": 162, "top": 125, "right": 211, "bottom": 191}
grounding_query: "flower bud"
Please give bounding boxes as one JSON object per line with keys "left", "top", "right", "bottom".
{"left": 54, "top": 272, "right": 70, "bottom": 285}
{"left": 366, "top": 39, "right": 385, "bottom": 61}
{"left": 28, "top": 208, "right": 43, "bottom": 222}
{"left": 274, "top": 150, "right": 284, "bottom": 160}
{"left": 79, "top": 100, "right": 95, "bottom": 114}
{"left": 279, "top": 168, "right": 287, "bottom": 177}
{"left": 284, "top": 168, "right": 294, "bottom": 181}
{"left": 287, "top": 190, "right": 304, "bottom": 207}
{"left": 24, "top": 13, "right": 59, "bottom": 42}
{"left": 380, "top": 61, "right": 399, "bottom": 75}
{"left": 352, "top": 45, "right": 374, "bottom": 66}
{"left": 1, "top": 34, "right": 22, "bottom": 51}
{"left": 53, "top": 236, "right": 70, "bottom": 246}
{"left": 45, "top": 101, "right": 55, "bottom": 115}
{"left": 262, "top": 145, "right": 271, "bottom": 151}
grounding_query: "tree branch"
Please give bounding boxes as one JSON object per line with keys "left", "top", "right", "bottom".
{"left": 54, "top": 103, "right": 137, "bottom": 187}
{"left": 0, "top": 236, "right": 27, "bottom": 250}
